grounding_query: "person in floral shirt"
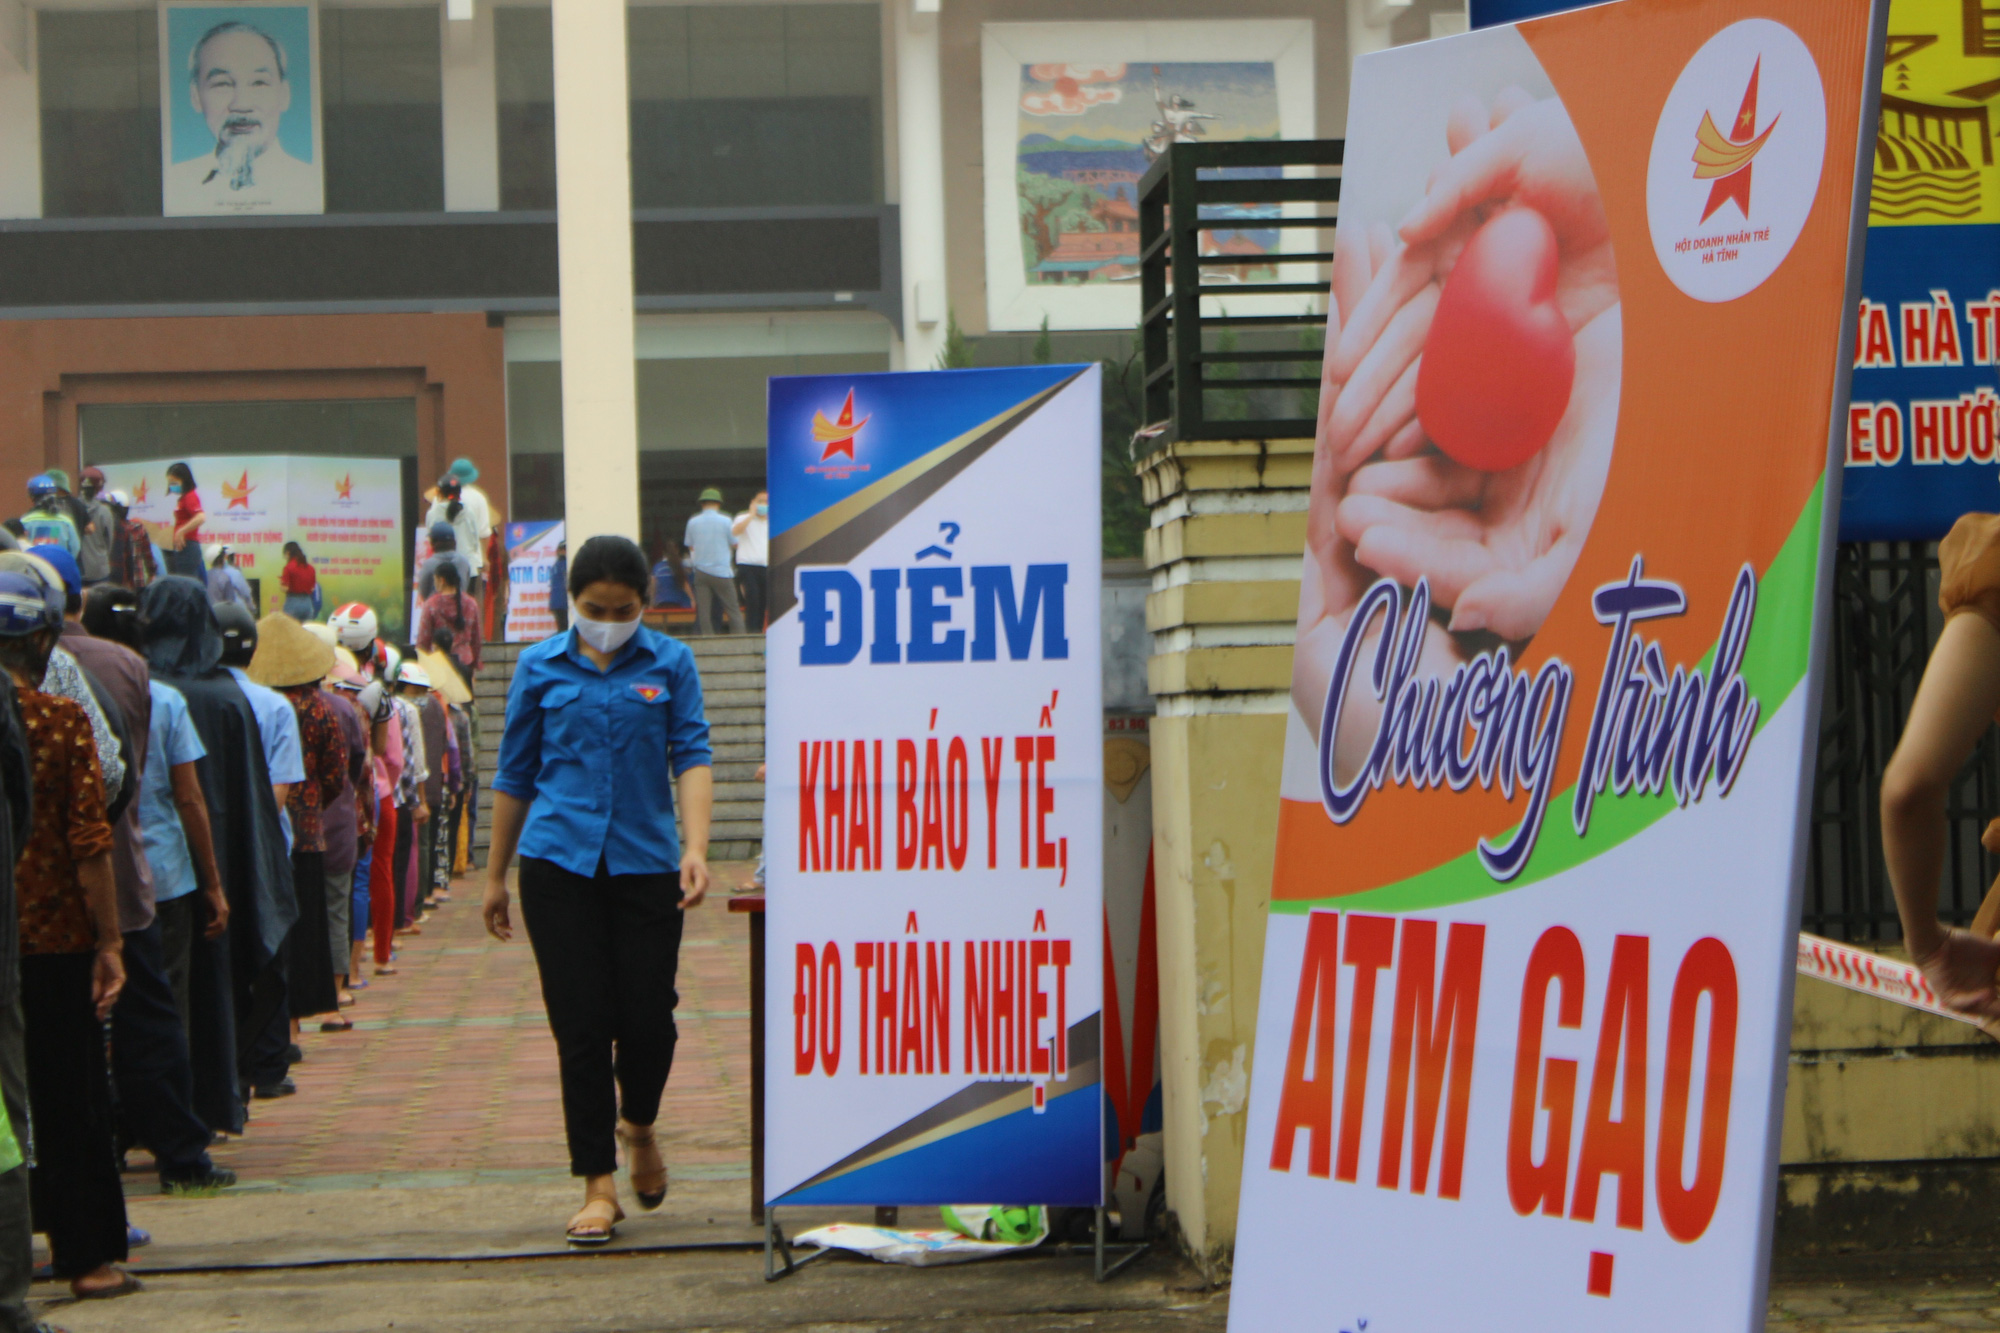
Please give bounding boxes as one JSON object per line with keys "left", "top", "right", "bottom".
{"left": 0, "top": 566, "right": 137, "bottom": 1301}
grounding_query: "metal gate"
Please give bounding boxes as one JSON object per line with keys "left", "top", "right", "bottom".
{"left": 1806, "top": 541, "right": 2000, "bottom": 941}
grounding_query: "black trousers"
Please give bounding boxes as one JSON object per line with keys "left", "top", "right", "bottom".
{"left": 111, "top": 920, "right": 215, "bottom": 1181}
{"left": 21, "top": 955, "right": 128, "bottom": 1278}
{"left": 738, "top": 564, "right": 768, "bottom": 632}
{"left": 159, "top": 891, "right": 243, "bottom": 1134}
{"left": 518, "top": 857, "right": 684, "bottom": 1178}
{"left": 285, "top": 850, "right": 338, "bottom": 1019}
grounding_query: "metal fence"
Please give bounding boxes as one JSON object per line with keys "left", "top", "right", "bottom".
{"left": 1136, "top": 139, "right": 1341, "bottom": 448}
{"left": 1806, "top": 541, "right": 2000, "bottom": 941}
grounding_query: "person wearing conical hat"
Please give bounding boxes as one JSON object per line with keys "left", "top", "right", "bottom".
{"left": 249, "top": 614, "right": 348, "bottom": 1029}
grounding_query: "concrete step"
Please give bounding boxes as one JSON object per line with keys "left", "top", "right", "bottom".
{"left": 701, "top": 688, "right": 764, "bottom": 710}
{"left": 692, "top": 671, "right": 766, "bottom": 692}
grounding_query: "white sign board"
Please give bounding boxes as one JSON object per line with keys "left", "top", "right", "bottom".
{"left": 763, "top": 365, "right": 1104, "bottom": 1206}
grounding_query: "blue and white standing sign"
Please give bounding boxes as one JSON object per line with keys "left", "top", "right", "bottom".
{"left": 763, "top": 365, "right": 1105, "bottom": 1207}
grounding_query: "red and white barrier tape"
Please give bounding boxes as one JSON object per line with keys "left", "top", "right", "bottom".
{"left": 1796, "top": 931, "right": 1976, "bottom": 1025}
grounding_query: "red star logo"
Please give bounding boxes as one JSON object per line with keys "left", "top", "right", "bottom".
{"left": 810, "top": 389, "right": 871, "bottom": 461}
{"left": 631, "top": 685, "right": 663, "bottom": 703}
{"left": 222, "top": 469, "right": 256, "bottom": 510}
{"left": 1692, "top": 57, "right": 1779, "bottom": 224}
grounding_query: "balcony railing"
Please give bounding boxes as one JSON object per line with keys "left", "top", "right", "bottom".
{"left": 1136, "top": 139, "right": 1342, "bottom": 449}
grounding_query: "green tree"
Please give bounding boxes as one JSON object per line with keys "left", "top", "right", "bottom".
{"left": 1031, "top": 314, "right": 1053, "bottom": 365}
{"left": 935, "top": 307, "right": 975, "bottom": 370}
{"left": 1099, "top": 330, "right": 1149, "bottom": 560}
{"left": 1016, "top": 167, "right": 1100, "bottom": 265}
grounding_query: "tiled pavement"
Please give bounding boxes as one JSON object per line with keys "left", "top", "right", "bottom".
{"left": 92, "top": 865, "right": 2000, "bottom": 1330}
{"left": 188, "top": 864, "right": 758, "bottom": 1189}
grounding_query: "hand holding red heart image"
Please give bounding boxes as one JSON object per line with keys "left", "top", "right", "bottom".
{"left": 1305, "top": 87, "right": 1623, "bottom": 659}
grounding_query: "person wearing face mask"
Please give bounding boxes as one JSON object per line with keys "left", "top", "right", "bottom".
{"left": 730, "top": 491, "right": 769, "bottom": 632}
{"left": 483, "top": 535, "right": 713, "bottom": 1247}
{"left": 164, "top": 464, "right": 207, "bottom": 582}
{"left": 69, "top": 469, "right": 114, "bottom": 588}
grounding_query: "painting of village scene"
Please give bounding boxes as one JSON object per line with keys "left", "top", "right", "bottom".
{"left": 1014, "top": 61, "right": 1283, "bottom": 287}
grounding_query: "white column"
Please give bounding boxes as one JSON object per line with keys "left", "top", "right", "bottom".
{"left": 0, "top": 1, "right": 39, "bottom": 220}
{"left": 441, "top": 0, "right": 500, "bottom": 212}
{"left": 552, "top": 0, "right": 640, "bottom": 541}
{"left": 893, "top": 0, "right": 947, "bottom": 370}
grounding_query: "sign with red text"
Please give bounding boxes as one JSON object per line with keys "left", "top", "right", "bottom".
{"left": 763, "top": 365, "right": 1104, "bottom": 1207}
{"left": 95, "top": 454, "right": 405, "bottom": 634}
{"left": 1232, "top": 0, "right": 1883, "bottom": 1328}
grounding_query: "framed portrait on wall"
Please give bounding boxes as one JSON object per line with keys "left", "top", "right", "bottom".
{"left": 981, "top": 20, "right": 1315, "bottom": 332}
{"left": 160, "top": 1, "right": 325, "bottom": 216}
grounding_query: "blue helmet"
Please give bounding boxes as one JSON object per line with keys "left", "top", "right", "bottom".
{"left": 0, "top": 569, "right": 61, "bottom": 638}
{"left": 25, "top": 475, "right": 56, "bottom": 503}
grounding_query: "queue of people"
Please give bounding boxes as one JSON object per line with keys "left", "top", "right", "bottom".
{"left": 0, "top": 537, "right": 492, "bottom": 1322}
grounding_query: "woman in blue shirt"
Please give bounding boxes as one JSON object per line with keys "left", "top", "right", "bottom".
{"left": 482, "top": 535, "right": 714, "bottom": 1246}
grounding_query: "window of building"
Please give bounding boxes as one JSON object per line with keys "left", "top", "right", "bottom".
{"left": 628, "top": 5, "right": 881, "bottom": 208}
{"left": 80, "top": 399, "right": 419, "bottom": 464}
{"left": 321, "top": 6, "right": 444, "bottom": 213}
{"left": 39, "top": 9, "right": 162, "bottom": 219}
{"left": 499, "top": 3, "right": 883, "bottom": 212}
{"left": 495, "top": 6, "right": 556, "bottom": 210}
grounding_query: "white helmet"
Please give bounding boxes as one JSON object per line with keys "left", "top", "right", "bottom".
{"left": 328, "top": 603, "right": 378, "bottom": 652}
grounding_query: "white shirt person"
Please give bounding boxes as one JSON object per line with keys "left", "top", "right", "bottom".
{"left": 165, "top": 21, "right": 322, "bottom": 216}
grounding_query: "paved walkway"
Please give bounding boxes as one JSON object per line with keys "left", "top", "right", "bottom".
{"left": 192, "top": 864, "right": 758, "bottom": 1189}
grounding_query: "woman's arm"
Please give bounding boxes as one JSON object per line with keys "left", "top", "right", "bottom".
{"left": 173, "top": 509, "right": 207, "bottom": 547}
{"left": 676, "top": 765, "right": 712, "bottom": 909}
{"left": 1883, "top": 612, "right": 2000, "bottom": 1018}
{"left": 483, "top": 790, "right": 528, "bottom": 940}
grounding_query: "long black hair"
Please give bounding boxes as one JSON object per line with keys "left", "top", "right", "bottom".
{"left": 567, "top": 534, "right": 650, "bottom": 600}
{"left": 283, "top": 541, "right": 307, "bottom": 565}
{"left": 167, "top": 462, "right": 196, "bottom": 491}
{"left": 439, "top": 475, "right": 464, "bottom": 523}
{"left": 435, "top": 560, "right": 467, "bottom": 635}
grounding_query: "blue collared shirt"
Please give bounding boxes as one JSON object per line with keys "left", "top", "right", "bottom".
{"left": 140, "top": 681, "right": 206, "bottom": 904}
{"left": 684, "top": 509, "right": 736, "bottom": 578}
{"left": 493, "top": 625, "right": 713, "bottom": 877}
{"left": 227, "top": 666, "right": 306, "bottom": 852}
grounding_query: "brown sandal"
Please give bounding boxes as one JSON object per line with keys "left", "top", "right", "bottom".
{"left": 617, "top": 1119, "right": 667, "bottom": 1210}
{"left": 566, "top": 1193, "right": 624, "bottom": 1246}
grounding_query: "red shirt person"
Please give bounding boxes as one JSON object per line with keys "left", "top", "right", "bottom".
{"left": 278, "top": 542, "right": 319, "bottom": 620}
{"left": 164, "top": 462, "right": 206, "bottom": 581}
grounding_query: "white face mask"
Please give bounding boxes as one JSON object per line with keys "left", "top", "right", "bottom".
{"left": 573, "top": 608, "right": 641, "bottom": 654}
